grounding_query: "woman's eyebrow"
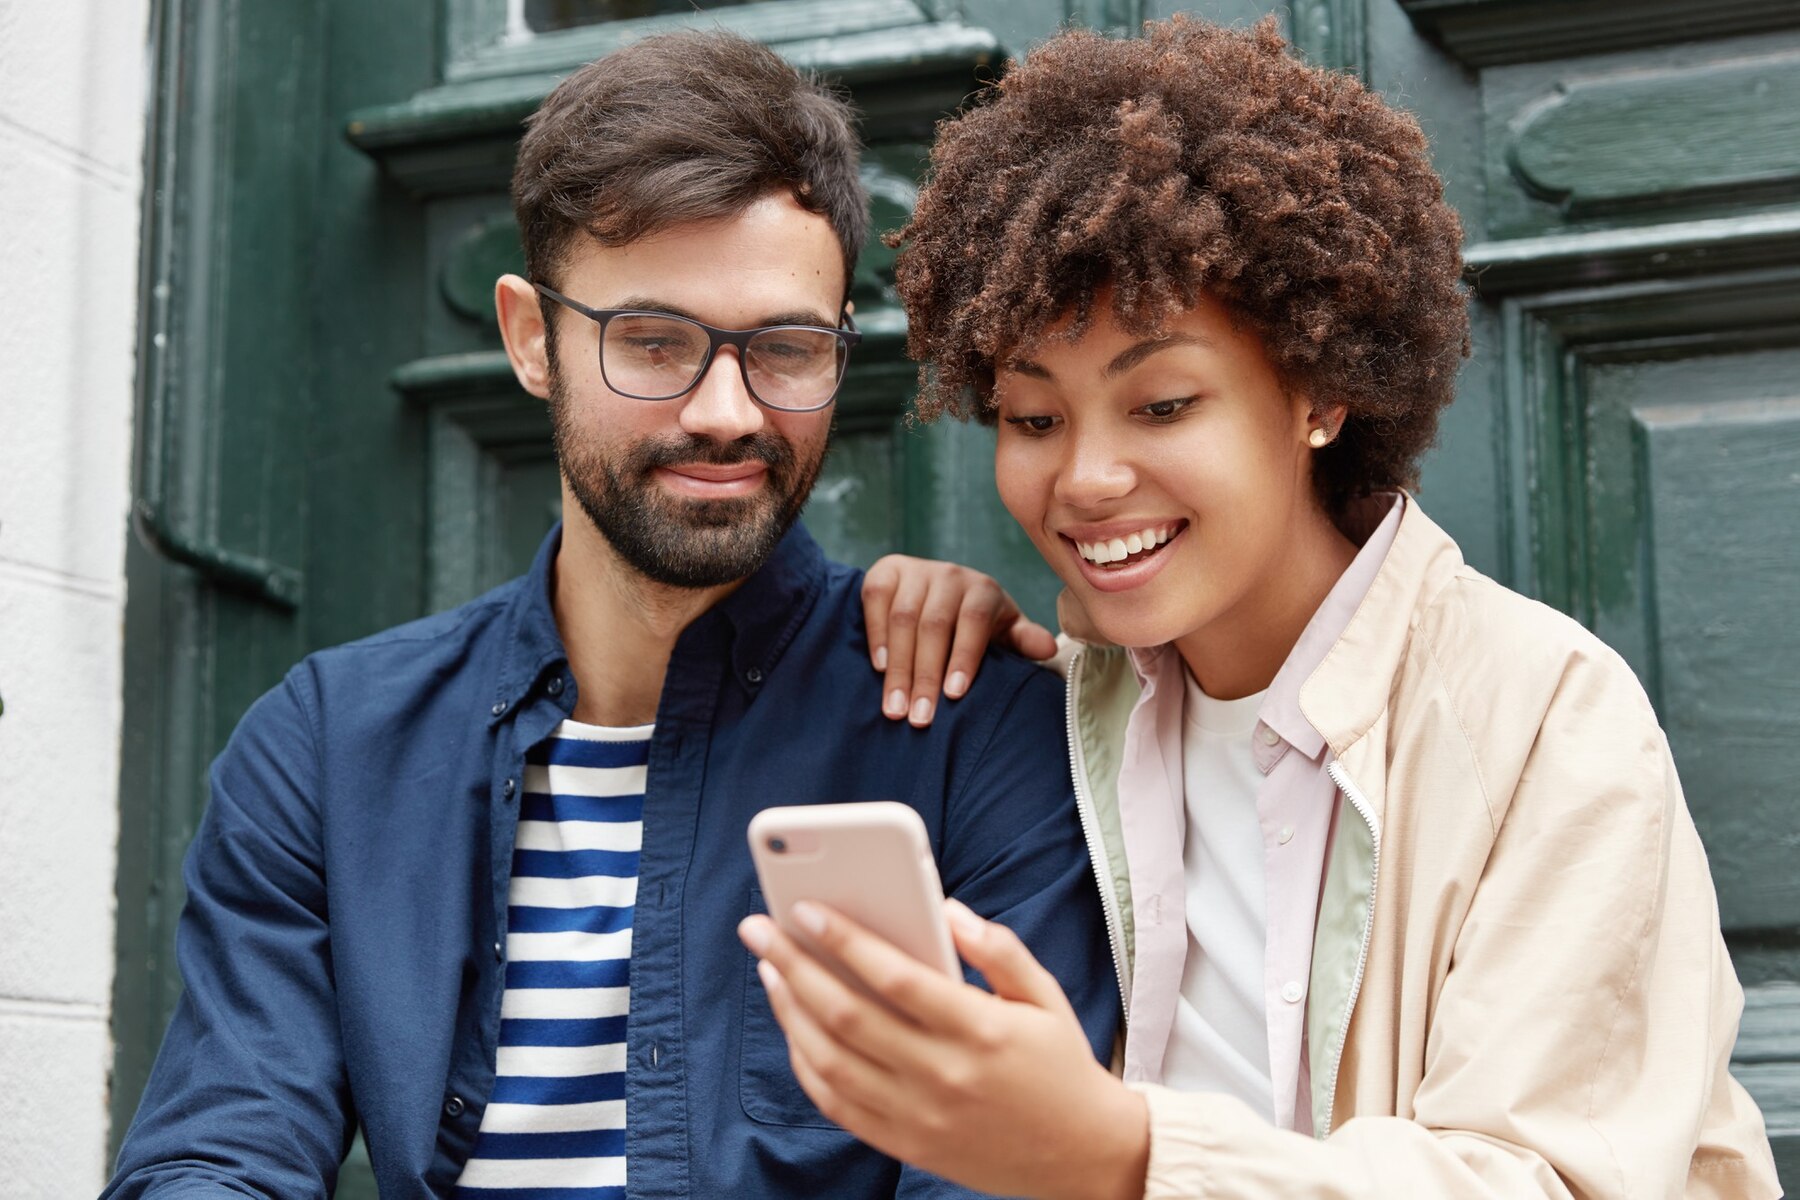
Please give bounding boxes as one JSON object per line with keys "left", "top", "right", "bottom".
{"left": 1103, "top": 332, "right": 1213, "bottom": 378}
{"left": 1004, "top": 332, "right": 1214, "bottom": 381}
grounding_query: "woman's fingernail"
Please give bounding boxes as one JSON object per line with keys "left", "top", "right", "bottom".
{"left": 874, "top": 646, "right": 888, "bottom": 670}
{"left": 946, "top": 899, "right": 985, "bottom": 944}
{"left": 885, "top": 689, "right": 907, "bottom": 717}
{"left": 910, "top": 696, "right": 933, "bottom": 725}
{"left": 792, "top": 901, "right": 827, "bottom": 938}
{"left": 738, "top": 917, "right": 770, "bottom": 955}
{"left": 946, "top": 671, "right": 968, "bottom": 697}
{"left": 758, "top": 958, "right": 784, "bottom": 994}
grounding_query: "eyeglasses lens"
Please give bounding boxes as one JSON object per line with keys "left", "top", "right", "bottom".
{"left": 602, "top": 314, "right": 709, "bottom": 398}
{"left": 744, "top": 328, "right": 846, "bottom": 410}
{"left": 600, "top": 314, "right": 845, "bottom": 410}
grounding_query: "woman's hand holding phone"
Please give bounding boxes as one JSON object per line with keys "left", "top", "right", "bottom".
{"left": 736, "top": 898, "right": 1149, "bottom": 1200}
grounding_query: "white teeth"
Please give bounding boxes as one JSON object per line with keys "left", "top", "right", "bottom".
{"left": 1076, "top": 525, "right": 1177, "bottom": 565}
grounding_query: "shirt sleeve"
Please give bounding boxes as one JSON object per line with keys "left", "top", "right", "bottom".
{"left": 104, "top": 667, "right": 354, "bottom": 1199}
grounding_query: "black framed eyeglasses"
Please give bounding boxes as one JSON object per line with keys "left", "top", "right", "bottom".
{"left": 532, "top": 282, "right": 861, "bottom": 413}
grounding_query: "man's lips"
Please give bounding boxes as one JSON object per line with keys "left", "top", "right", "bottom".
{"left": 655, "top": 462, "right": 770, "bottom": 498}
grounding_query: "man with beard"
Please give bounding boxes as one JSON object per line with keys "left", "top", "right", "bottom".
{"left": 103, "top": 29, "right": 1119, "bottom": 1200}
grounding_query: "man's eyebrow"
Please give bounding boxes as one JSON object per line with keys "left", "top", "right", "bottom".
{"left": 613, "top": 297, "right": 839, "bottom": 329}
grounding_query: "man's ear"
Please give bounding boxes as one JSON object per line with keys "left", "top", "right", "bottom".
{"left": 496, "top": 273, "right": 553, "bottom": 401}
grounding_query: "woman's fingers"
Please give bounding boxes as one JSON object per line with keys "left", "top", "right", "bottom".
{"left": 945, "top": 899, "right": 1073, "bottom": 1014}
{"left": 933, "top": 579, "right": 1002, "bottom": 705}
{"left": 739, "top": 913, "right": 949, "bottom": 1067}
{"left": 862, "top": 557, "right": 1048, "bottom": 724}
{"left": 1002, "top": 611, "right": 1059, "bottom": 661}
{"left": 861, "top": 557, "right": 902, "bottom": 673}
{"left": 756, "top": 959, "right": 897, "bottom": 1119}
{"left": 878, "top": 571, "right": 931, "bottom": 721}
{"left": 789, "top": 903, "right": 993, "bottom": 1037}
{"left": 901, "top": 575, "right": 971, "bottom": 726}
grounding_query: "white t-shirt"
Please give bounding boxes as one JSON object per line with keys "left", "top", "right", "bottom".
{"left": 1159, "top": 670, "right": 1275, "bottom": 1119}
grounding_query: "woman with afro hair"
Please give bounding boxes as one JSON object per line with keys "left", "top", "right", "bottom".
{"left": 738, "top": 16, "right": 1779, "bottom": 1198}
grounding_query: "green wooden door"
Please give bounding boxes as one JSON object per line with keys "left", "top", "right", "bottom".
{"left": 117, "top": 0, "right": 1797, "bottom": 1191}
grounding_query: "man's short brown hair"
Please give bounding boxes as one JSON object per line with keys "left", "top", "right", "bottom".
{"left": 513, "top": 30, "right": 869, "bottom": 299}
{"left": 891, "top": 16, "right": 1471, "bottom": 512}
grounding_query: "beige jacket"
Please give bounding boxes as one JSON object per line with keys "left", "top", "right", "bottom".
{"left": 1063, "top": 502, "right": 1780, "bottom": 1198}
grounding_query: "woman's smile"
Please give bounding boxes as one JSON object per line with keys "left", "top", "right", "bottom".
{"left": 1061, "top": 520, "right": 1190, "bottom": 592}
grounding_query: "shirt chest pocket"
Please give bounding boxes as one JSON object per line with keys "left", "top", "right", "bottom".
{"left": 738, "top": 888, "right": 839, "bottom": 1129}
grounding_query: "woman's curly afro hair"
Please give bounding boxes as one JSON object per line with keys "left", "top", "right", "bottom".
{"left": 890, "top": 16, "right": 1471, "bottom": 512}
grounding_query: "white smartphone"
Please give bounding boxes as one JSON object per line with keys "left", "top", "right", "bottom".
{"left": 747, "top": 801, "right": 960, "bottom": 980}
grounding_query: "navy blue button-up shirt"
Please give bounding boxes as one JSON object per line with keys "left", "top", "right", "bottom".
{"left": 106, "top": 524, "right": 1120, "bottom": 1198}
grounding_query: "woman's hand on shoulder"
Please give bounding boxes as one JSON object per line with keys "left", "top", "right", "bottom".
{"left": 861, "top": 555, "right": 1057, "bottom": 727}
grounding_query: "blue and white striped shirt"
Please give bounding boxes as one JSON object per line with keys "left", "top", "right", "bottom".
{"left": 455, "top": 720, "right": 648, "bottom": 1199}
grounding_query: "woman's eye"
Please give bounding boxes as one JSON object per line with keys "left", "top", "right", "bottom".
{"left": 1139, "top": 397, "right": 1194, "bottom": 421}
{"left": 1003, "top": 414, "right": 1059, "bottom": 435}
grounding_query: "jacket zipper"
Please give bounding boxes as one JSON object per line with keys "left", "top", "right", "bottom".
{"left": 1321, "top": 759, "right": 1381, "bottom": 1138}
{"left": 1064, "top": 649, "right": 1131, "bottom": 1020}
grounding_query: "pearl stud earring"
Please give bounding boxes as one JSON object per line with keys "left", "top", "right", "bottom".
{"left": 1308, "top": 427, "right": 1332, "bottom": 448}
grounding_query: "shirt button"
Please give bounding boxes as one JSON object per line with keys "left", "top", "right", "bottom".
{"left": 493, "top": 941, "right": 504, "bottom": 962}
{"left": 490, "top": 701, "right": 508, "bottom": 717}
{"left": 1258, "top": 725, "right": 1281, "bottom": 747}
{"left": 1281, "top": 980, "right": 1305, "bottom": 1004}
{"left": 444, "top": 1095, "right": 465, "bottom": 1118}
{"left": 546, "top": 676, "right": 564, "bottom": 696}
{"left": 502, "top": 778, "right": 516, "bottom": 799}
{"left": 1278, "top": 824, "right": 1294, "bottom": 845}
{"left": 745, "top": 667, "right": 764, "bottom": 684}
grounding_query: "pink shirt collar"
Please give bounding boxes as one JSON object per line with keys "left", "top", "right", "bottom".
{"left": 1123, "top": 492, "right": 1405, "bottom": 751}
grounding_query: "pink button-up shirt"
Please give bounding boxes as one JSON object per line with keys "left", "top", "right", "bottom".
{"left": 1112, "top": 494, "right": 1404, "bottom": 1132}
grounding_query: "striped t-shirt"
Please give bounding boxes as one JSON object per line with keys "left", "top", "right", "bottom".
{"left": 455, "top": 720, "right": 649, "bottom": 1199}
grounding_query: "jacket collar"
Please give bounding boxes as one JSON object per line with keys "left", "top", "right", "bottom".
{"left": 491, "top": 519, "right": 828, "bottom": 723}
{"left": 712, "top": 520, "right": 828, "bottom": 691}
{"left": 1297, "top": 496, "right": 1467, "bottom": 762}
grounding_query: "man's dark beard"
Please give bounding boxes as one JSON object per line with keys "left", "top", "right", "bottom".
{"left": 549, "top": 375, "right": 827, "bottom": 589}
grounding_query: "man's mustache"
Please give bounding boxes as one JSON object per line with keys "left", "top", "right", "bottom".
{"left": 631, "top": 434, "right": 795, "bottom": 475}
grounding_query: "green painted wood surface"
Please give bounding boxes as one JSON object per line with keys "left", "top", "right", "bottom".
{"left": 1508, "top": 53, "right": 1800, "bottom": 218}
{"left": 1400, "top": 0, "right": 1800, "bottom": 67}
{"left": 113, "top": 0, "right": 329, "bottom": 1149}
{"left": 1635, "top": 395, "right": 1800, "bottom": 924}
{"left": 1481, "top": 30, "right": 1800, "bottom": 242}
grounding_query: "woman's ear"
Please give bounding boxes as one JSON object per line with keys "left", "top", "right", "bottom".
{"left": 1306, "top": 401, "right": 1348, "bottom": 449}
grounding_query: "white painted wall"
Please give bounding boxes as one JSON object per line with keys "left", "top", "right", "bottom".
{"left": 0, "top": 0, "right": 150, "bottom": 1191}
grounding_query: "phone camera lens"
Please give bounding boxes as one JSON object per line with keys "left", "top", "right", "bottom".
{"left": 768, "top": 837, "right": 788, "bottom": 854}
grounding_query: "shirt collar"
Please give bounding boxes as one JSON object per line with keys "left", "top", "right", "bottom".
{"left": 712, "top": 521, "right": 827, "bottom": 694}
{"left": 1257, "top": 492, "right": 1406, "bottom": 765}
{"left": 1116, "top": 492, "right": 1406, "bottom": 770}
{"left": 492, "top": 520, "right": 828, "bottom": 722}
{"left": 493, "top": 522, "right": 574, "bottom": 722}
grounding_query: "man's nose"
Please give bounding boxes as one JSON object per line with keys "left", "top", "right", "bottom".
{"left": 678, "top": 348, "right": 765, "bottom": 442}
